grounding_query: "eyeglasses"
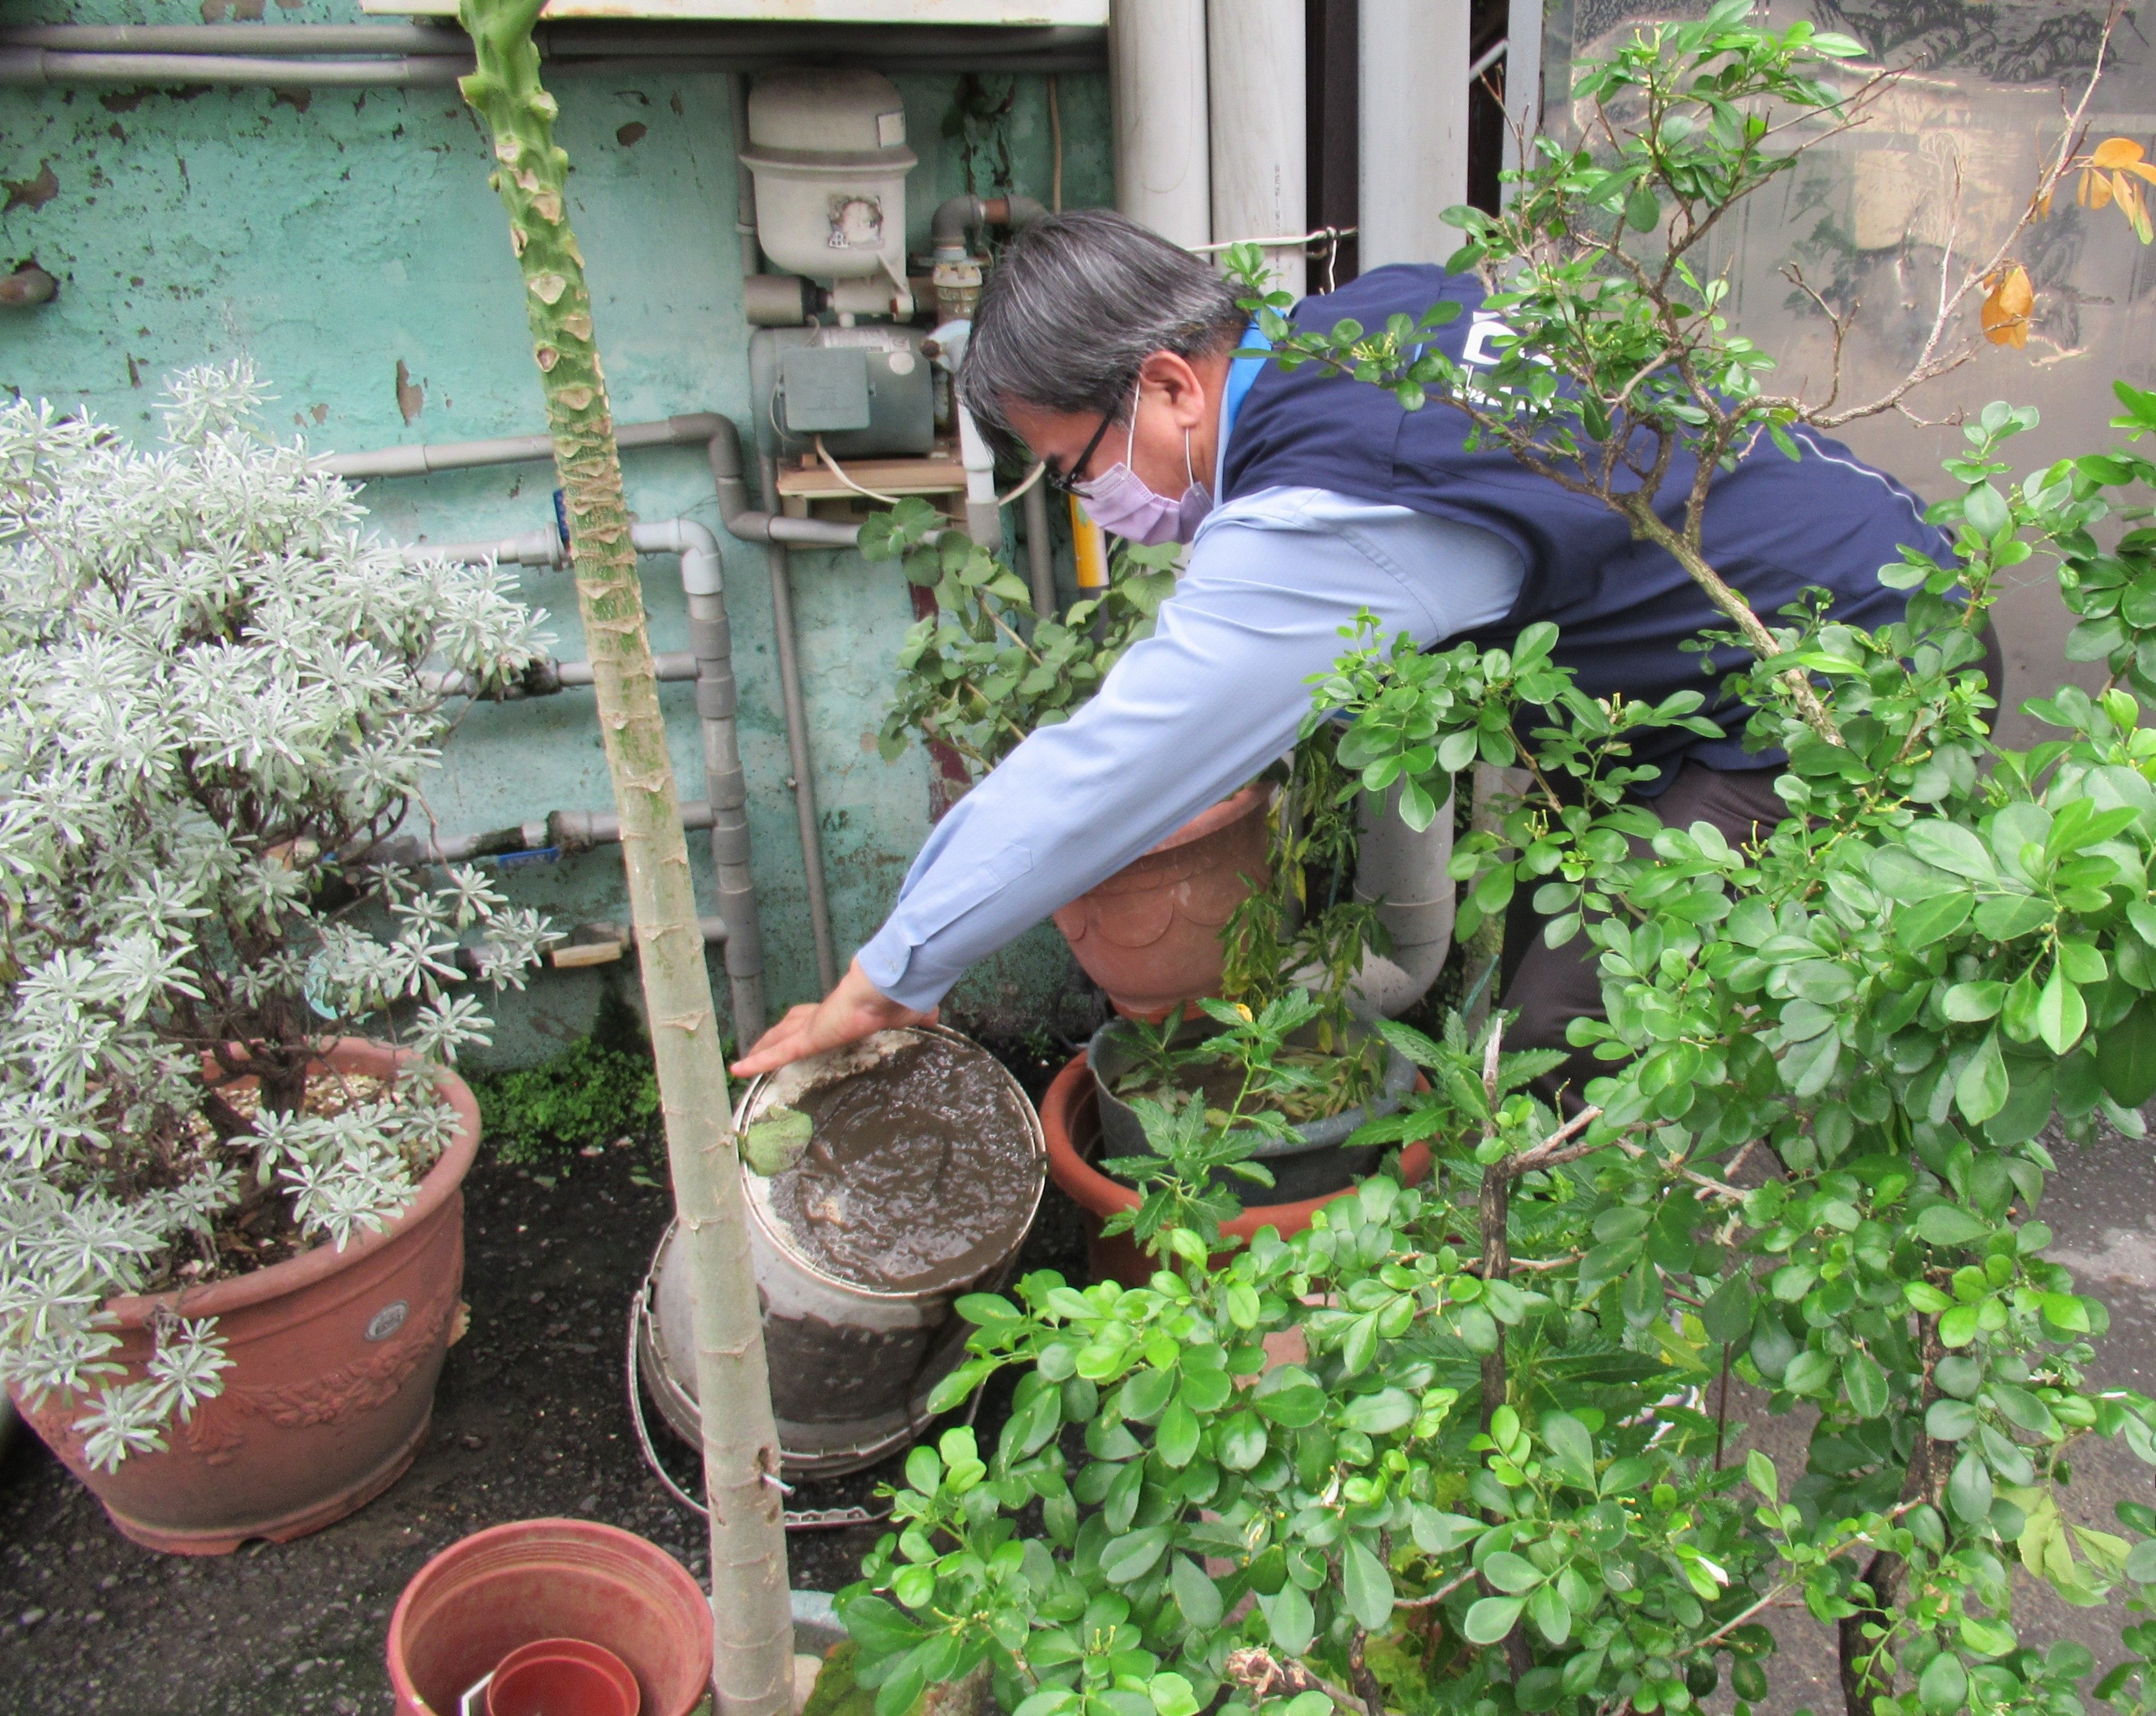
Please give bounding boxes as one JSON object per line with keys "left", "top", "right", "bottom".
{"left": 1042, "top": 401, "right": 1122, "bottom": 498}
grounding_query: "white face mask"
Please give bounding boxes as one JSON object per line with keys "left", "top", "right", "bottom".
{"left": 1074, "top": 383, "right": 1213, "bottom": 545}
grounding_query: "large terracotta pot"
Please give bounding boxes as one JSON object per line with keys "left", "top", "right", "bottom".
{"left": 8, "top": 1038, "right": 478, "bottom": 1555}
{"left": 1039, "top": 1050, "right": 1432, "bottom": 1288}
{"left": 1052, "top": 783, "right": 1273, "bottom": 1021}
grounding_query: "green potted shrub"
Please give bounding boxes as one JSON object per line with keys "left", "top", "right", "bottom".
{"left": 0, "top": 362, "right": 550, "bottom": 1552}
{"left": 828, "top": 10, "right": 2156, "bottom": 1716}
{"left": 866, "top": 498, "right": 1268, "bottom": 1022}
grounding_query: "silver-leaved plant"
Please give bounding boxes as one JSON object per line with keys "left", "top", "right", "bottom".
{"left": 0, "top": 360, "right": 553, "bottom": 1469}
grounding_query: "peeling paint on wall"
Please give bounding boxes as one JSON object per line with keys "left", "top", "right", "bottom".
{"left": 3, "top": 163, "right": 59, "bottom": 215}
{"left": 395, "top": 357, "right": 424, "bottom": 424}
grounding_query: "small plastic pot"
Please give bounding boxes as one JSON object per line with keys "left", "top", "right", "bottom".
{"left": 488, "top": 1637, "right": 641, "bottom": 1716}
{"left": 1040, "top": 1051, "right": 1432, "bottom": 1288}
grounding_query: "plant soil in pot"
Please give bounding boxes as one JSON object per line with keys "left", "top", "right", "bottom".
{"left": 1086, "top": 1011, "right": 1414, "bottom": 1204}
{"left": 1051, "top": 784, "right": 1272, "bottom": 1021}
{"left": 7, "top": 1040, "right": 480, "bottom": 1555}
{"left": 637, "top": 1025, "right": 1046, "bottom": 1476}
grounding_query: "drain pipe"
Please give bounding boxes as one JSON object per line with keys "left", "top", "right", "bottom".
{"left": 1021, "top": 480, "right": 1056, "bottom": 619}
{"left": 1348, "top": 785, "right": 1458, "bottom": 1018}
{"left": 415, "top": 518, "right": 769, "bottom": 1041}
{"left": 373, "top": 799, "right": 719, "bottom": 867}
{"left": 324, "top": 414, "right": 856, "bottom": 1006}
{"left": 1359, "top": 0, "right": 1472, "bottom": 268}
{"left": 1108, "top": 0, "right": 1210, "bottom": 247}
{"left": 756, "top": 452, "right": 841, "bottom": 993}
{"left": 1207, "top": 0, "right": 1307, "bottom": 298}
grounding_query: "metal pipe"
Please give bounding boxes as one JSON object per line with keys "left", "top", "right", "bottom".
{"left": 759, "top": 452, "right": 839, "bottom": 994}
{"left": 1502, "top": 1, "right": 1544, "bottom": 190}
{"left": 0, "top": 23, "right": 464, "bottom": 53}
{"left": 424, "top": 651, "right": 698, "bottom": 699}
{"left": 372, "top": 800, "right": 716, "bottom": 866}
{"left": 1022, "top": 478, "right": 1056, "bottom": 620}
{"left": 1348, "top": 783, "right": 1457, "bottom": 1018}
{"left": 927, "top": 192, "right": 1048, "bottom": 263}
{"left": 417, "top": 517, "right": 769, "bottom": 1040}
{"left": 0, "top": 48, "right": 468, "bottom": 86}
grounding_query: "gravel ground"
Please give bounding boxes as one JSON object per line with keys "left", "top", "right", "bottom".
{"left": 2, "top": 1056, "right": 2150, "bottom": 1716}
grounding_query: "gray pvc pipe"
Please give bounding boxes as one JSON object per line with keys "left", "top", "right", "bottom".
{"left": 414, "top": 517, "right": 769, "bottom": 1041}
{"left": 1348, "top": 781, "right": 1458, "bottom": 1018}
{"left": 759, "top": 453, "right": 840, "bottom": 994}
{"left": 328, "top": 412, "right": 853, "bottom": 1016}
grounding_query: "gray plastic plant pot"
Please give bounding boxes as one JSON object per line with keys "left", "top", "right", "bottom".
{"left": 1086, "top": 1013, "right": 1415, "bottom": 1205}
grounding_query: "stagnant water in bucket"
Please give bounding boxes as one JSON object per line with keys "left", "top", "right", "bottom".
{"left": 763, "top": 1034, "right": 1037, "bottom": 1292}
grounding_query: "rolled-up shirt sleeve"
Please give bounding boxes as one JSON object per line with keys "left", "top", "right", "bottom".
{"left": 853, "top": 488, "right": 1523, "bottom": 1011}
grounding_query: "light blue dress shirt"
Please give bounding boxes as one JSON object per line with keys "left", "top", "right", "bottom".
{"left": 854, "top": 346, "right": 1528, "bottom": 1012}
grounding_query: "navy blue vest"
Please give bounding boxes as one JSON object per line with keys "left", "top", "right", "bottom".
{"left": 1222, "top": 265, "right": 1949, "bottom": 783}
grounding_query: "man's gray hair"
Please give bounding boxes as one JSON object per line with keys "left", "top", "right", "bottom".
{"left": 958, "top": 209, "right": 1248, "bottom": 465}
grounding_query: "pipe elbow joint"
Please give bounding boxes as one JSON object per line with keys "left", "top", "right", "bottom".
{"left": 929, "top": 191, "right": 1048, "bottom": 262}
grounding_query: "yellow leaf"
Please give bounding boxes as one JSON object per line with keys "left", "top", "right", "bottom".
{"left": 2116, "top": 175, "right": 2154, "bottom": 243}
{"left": 2090, "top": 137, "right": 2148, "bottom": 170}
{"left": 2080, "top": 165, "right": 2114, "bottom": 210}
{"left": 1981, "top": 266, "right": 2033, "bottom": 348}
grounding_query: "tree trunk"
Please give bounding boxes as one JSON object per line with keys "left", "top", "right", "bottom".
{"left": 455, "top": 8, "right": 795, "bottom": 1712}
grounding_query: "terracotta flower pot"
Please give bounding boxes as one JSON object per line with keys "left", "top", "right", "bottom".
{"left": 1038, "top": 1050, "right": 1432, "bottom": 1288}
{"left": 387, "top": 1519, "right": 712, "bottom": 1716}
{"left": 1051, "top": 784, "right": 1272, "bottom": 1021}
{"left": 8, "top": 1037, "right": 479, "bottom": 1555}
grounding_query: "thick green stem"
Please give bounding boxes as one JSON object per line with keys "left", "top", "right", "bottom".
{"left": 1625, "top": 506, "right": 1844, "bottom": 747}
{"left": 455, "top": 11, "right": 794, "bottom": 1713}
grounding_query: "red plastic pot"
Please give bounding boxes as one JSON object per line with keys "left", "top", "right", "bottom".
{"left": 488, "top": 1637, "right": 642, "bottom": 1716}
{"left": 388, "top": 1519, "right": 711, "bottom": 1716}
{"left": 8, "top": 1038, "right": 478, "bottom": 1555}
{"left": 1052, "top": 784, "right": 1271, "bottom": 1021}
{"left": 1038, "top": 1050, "right": 1432, "bottom": 1287}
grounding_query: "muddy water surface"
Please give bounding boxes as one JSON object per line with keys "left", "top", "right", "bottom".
{"left": 763, "top": 1034, "right": 1040, "bottom": 1293}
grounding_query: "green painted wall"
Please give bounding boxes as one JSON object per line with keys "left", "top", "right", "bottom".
{"left": 0, "top": 1, "right": 1112, "bottom": 1060}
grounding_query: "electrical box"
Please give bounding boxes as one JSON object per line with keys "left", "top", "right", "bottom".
{"left": 751, "top": 324, "right": 935, "bottom": 461}
{"left": 778, "top": 348, "right": 873, "bottom": 434}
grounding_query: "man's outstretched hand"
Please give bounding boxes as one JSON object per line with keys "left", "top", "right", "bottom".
{"left": 730, "top": 957, "right": 936, "bottom": 1079}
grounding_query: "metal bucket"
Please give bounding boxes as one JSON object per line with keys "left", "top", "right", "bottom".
{"left": 634, "top": 1025, "right": 1045, "bottom": 1479}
